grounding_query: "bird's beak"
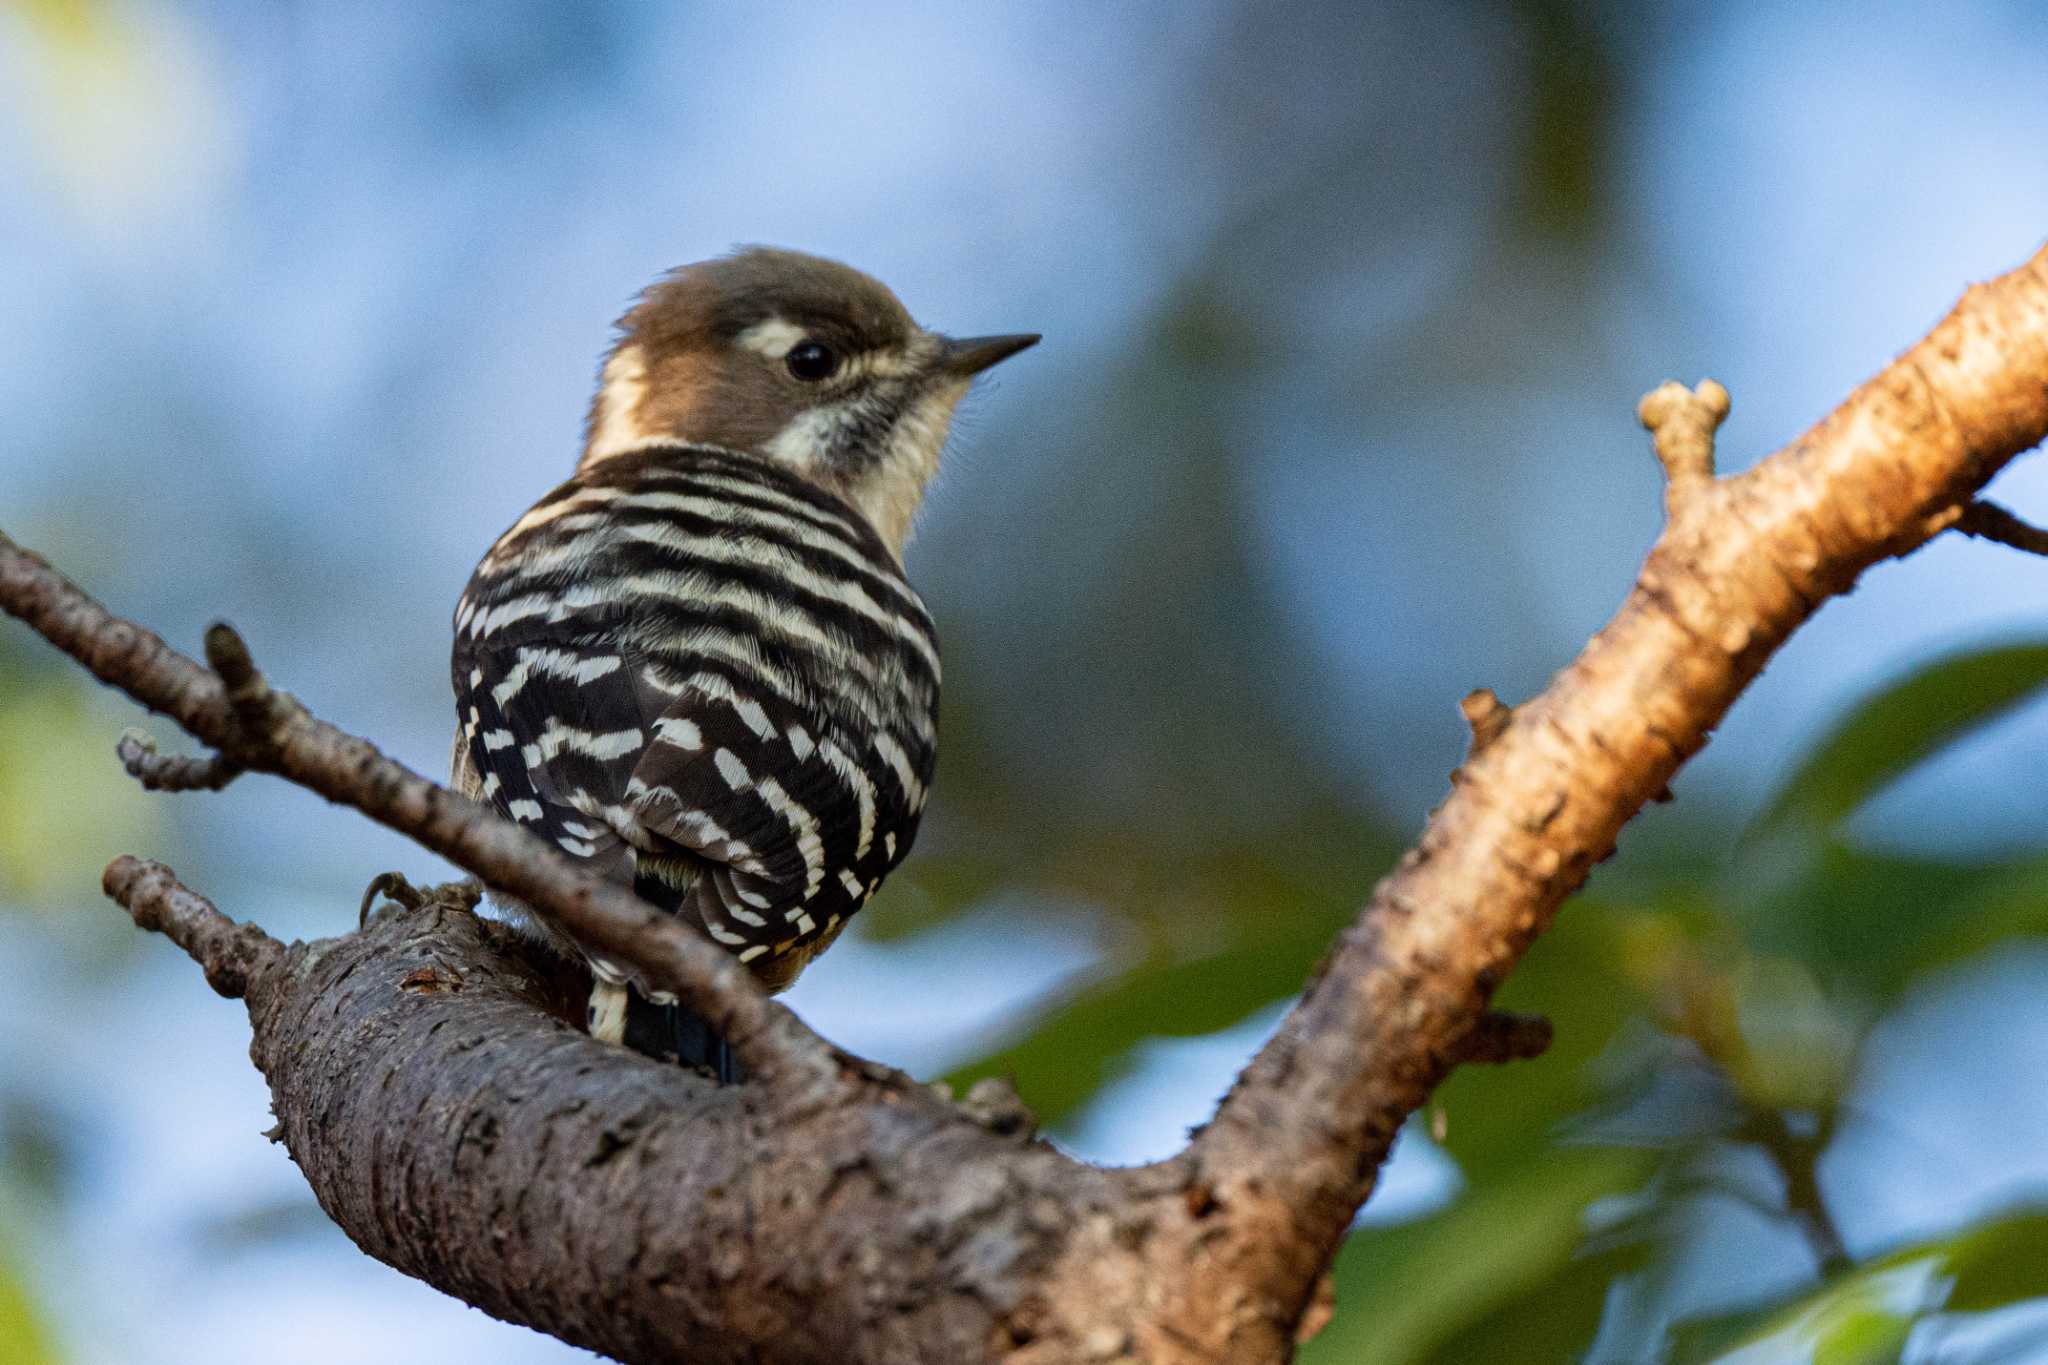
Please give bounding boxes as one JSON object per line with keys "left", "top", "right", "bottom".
{"left": 937, "top": 332, "right": 1041, "bottom": 378}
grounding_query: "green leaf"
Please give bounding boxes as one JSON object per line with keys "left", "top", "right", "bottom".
{"left": 1939, "top": 1209, "right": 2048, "bottom": 1314}
{"left": 1751, "top": 641, "right": 2048, "bottom": 840}
{"left": 1421, "top": 1231, "right": 1650, "bottom": 1365}
{"left": 1893, "top": 853, "right": 2048, "bottom": 990}
{"left": 1669, "top": 1277, "right": 1911, "bottom": 1365}
{"left": 1300, "top": 1146, "right": 1657, "bottom": 1365}
{"left": 1724, "top": 955, "right": 1858, "bottom": 1114}
{"left": 1667, "top": 1205, "right": 2048, "bottom": 1362}
{"left": 1666, "top": 1299, "right": 1788, "bottom": 1365}
{"left": 941, "top": 879, "right": 1351, "bottom": 1125}
{"left": 1732, "top": 836, "right": 2048, "bottom": 1012}
{"left": 1740, "top": 841, "right": 2010, "bottom": 1002}
{"left": 1810, "top": 1302, "right": 1912, "bottom": 1365}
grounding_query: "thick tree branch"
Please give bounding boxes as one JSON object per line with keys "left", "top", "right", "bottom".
{"left": 3, "top": 242, "right": 2045, "bottom": 1361}
{"left": 96, "top": 857, "right": 1217, "bottom": 1363}
{"left": 1190, "top": 243, "right": 2048, "bottom": 1311}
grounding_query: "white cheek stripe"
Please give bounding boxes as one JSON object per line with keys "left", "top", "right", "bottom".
{"left": 762, "top": 406, "right": 838, "bottom": 472}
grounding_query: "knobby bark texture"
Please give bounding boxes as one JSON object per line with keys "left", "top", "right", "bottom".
{"left": 5, "top": 242, "right": 2048, "bottom": 1364}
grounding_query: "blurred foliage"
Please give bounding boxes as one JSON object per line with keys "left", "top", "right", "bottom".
{"left": 936, "top": 811, "right": 1403, "bottom": 1124}
{"left": 0, "top": 1100, "right": 71, "bottom": 1212}
{"left": 1511, "top": 0, "right": 1618, "bottom": 240}
{"left": 924, "top": 638, "right": 2048, "bottom": 1360}
{"left": 0, "top": 1231, "right": 55, "bottom": 1365}
{"left": 1667, "top": 1209, "right": 2048, "bottom": 1362}
{"left": 3, "top": 0, "right": 226, "bottom": 238}
{"left": 0, "top": 634, "right": 160, "bottom": 907}
{"left": 1750, "top": 642, "right": 2048, "bottom": 843}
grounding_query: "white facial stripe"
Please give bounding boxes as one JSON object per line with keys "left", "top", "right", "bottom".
{"left": 737, "top": 316, "right": 808, "bottom": 360}
{"left": 583, "top": 345, "right": 656, "bottom": 464}
{"left": 762, "top": 405, "right": 839, "bottom": 471}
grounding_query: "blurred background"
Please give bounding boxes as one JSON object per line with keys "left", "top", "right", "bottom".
{"left": 3, "top": 1, "right": 2048, "bottom": 1360}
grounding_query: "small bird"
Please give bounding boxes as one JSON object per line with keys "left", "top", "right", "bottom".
{"left": 449, "top": 247, "right": 1037, "bottom": 1075}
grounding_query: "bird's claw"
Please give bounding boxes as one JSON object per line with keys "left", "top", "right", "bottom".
{"left": 359, "top": 872, "right": 482, "bottom": 928}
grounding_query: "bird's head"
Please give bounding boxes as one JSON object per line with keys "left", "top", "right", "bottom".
{"left": 579, "top": 246, "right": 1038, "bottom": 555}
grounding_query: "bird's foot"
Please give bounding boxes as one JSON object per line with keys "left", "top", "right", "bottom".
{"left": 359, "top": 872, "right": 483, "bottom": 928}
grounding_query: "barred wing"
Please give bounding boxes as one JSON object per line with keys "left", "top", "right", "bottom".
{"left": 452, "top": 636, "right": 649, "bottom": 888}
{"left": 625, "top": 661, "right": 931, "bottom": 977}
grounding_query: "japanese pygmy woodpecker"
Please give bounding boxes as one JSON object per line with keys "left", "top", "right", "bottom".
{"left": 450, "top": 247, "right": 1037, "bottom": 1074}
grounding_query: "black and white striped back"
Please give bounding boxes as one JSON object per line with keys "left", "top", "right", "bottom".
{"left": 451, "top": 442, "right": 939, "bottom": 993}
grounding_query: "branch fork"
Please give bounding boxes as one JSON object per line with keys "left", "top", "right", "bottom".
{"left": 112, "top": 620, "right": 297, "bottom": 790}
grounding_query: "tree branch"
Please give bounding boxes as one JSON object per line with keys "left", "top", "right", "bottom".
{"left": 95, "top": 856, "right": 1224, "bottom": 1363}
{"left": 103, "top": 855, "right": 283, "bottom": 998}
{"left": 115, "top": 727, "right": 244, "bottom": 791}
{"left": 1747, "top": 1108, "right": 1852, "bottom": 1278}
{"left": 1453, "top": 1009, "right": 1553, "bottom": 1066}
{"left": 3, "top": 242, "right": 2046, "bottom": 1361}
{"left": 0, "top": 539, "right": 1277, "bottom": 1360}
{"left": 1190, "top": 243, "right": 2048, "bottom": 1306}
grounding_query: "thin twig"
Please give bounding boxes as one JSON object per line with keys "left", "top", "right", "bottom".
{"left": 203, "top": 620, "right": 297, "bottom": 756}
{"left": 1460, "top": 688, "right": 1513, "bottom": 758}
{"left": 1956, "top": 499, "right": 2048, "bottom": 556}
{"left": 102, "top": 856, "right": 282, "bottom": 1001}
{"left": 1749, "top": 1109, "right": 1852, "bottom": 1277}
{"left": 1454, "top": 1010, "right": 1553, "bottom": 1065}
{"left": 116, "top": 728, "right": 243, "bottom": 792}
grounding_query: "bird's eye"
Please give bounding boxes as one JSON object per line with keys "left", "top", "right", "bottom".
{"left": 785, "top": 341, "right": 838, "bottom": 382}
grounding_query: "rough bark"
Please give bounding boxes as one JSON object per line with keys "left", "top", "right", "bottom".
{"left": 6, "top": 242, "right": 2048, "bottom": 1363}
{"left": 103, "top": 857, "right": 1151, "bottom": 1363}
